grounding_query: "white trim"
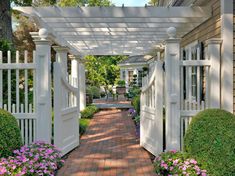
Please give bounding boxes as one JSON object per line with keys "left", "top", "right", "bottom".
{"left": 221, "top": 0, "right": 233, "bottom": 113}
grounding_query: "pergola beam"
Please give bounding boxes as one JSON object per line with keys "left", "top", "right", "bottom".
{"left": 15, "top": 6, "right": 211, "bottom": 18}
{"left": 14, "top": 6, "right": 212, "bottom": 55}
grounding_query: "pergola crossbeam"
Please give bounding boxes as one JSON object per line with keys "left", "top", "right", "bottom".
{"left": 14, "top": 6, "right": 211, "bottom": 55}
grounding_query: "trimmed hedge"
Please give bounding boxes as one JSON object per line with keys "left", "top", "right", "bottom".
{"left": 80, "top": 118, "right": 90, "bottom": 135}
{"left": 132, "top": 95, "right": 140, "bottom": 115}
{"left": 184, "top": 109, "right": 235, "bottom": 176}
{"left": 0, "top": 109, "right": 22, "bottom": 157}
{"left": 80, "top": 105, "right": 99, "bottom": 119}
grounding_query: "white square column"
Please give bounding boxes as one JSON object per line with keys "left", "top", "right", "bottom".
{"left": 79, "top": 59, "right": 86, "bottom": 111}
{"left": 33, "top": 28, "right": 52, "bottom": 143}
{"left": 221, "top": 0, "right": 233, "bottom": 112}
{"left": 164, "top": 27, "right": 181, "bottom": 151}
{"left": 205, "top": 38, "right": 222, "bottom": 108}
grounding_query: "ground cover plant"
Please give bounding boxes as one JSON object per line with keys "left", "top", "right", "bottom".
{"left": 154, "top": 150, "right": 207, "bottom": 176}
{"left": 0, "top": 141, "right": 64, "bottom": 175}
{"left": 80, "top": 118, "right": 90, "bottom": 135}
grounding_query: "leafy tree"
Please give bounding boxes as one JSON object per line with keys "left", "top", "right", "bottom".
{"left": 85, "top": 55, "right": 127, "bottom": 87}
{"left": 58, "top": 0, "right": 112, "bottom": 7}
{"left": 148, "top": 0, "right": 158, "bottom": 6}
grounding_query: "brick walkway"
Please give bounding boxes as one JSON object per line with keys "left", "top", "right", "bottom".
{"left": 58, "top": 109, "right": 156, "bottom": 176}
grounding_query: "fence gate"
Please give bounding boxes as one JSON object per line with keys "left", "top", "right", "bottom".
{"left": 53, "top": 62, "right": 80, "bottom": 156}
{"left": 140, "top": 61, "right": 164, "bottom": 156}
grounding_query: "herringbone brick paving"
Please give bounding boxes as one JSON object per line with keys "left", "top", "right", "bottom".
{"left": 58, "top": 109, "right": 156, "bottom": 176}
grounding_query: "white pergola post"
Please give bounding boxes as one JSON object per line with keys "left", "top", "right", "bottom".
{"left": 125, "top": 69, "right": 129, "bottom": 92}
{"left": 33, "top": 28, "right": 52, "bottom": 143}
{"left": 164, "top": 27, "right": 181, "bottom": 151}
{"left": 78, "top": 59, "right": 86, "bottom": 111}
{"left": 221, "top": 0, "right": 233, "bottom": 112}
{"left": 205, "top": 38, "right": 222, "bottom": 108}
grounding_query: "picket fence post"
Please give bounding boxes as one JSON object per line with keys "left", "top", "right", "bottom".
{"left": 164, "top": 27, "right": 181, "bottom": 151}
{"left": 32, "top": 28, "right": 52, "bottom": 143}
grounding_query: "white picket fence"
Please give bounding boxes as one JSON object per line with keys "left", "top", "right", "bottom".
{"left": 179, "top": 59, "right": 211, "bottom": 149}
{"left": 0, "top": 50, "right": 36, "bottom": 145}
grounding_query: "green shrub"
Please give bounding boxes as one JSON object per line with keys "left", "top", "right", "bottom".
{"left": 86, "top": 86, "right": 101, "bottom": 99}
{"left": 116, "top": 79, "right": 126, "bottom": 87}
{"left": 79, "top": 119, "right": 90, "bottom": 135}
{"left": 0, "top": 109, "right": 22, "bottom": 157}
{"left": 80, "top": 105, "right": 98, "bottom": 119}
{"left": 132, "top": 95, "right": 140, "bottom": 115}
{"left": 184, "top": 109, "right": 235, "bottom": 176}
{"left": 134, "top": 115, "right": 140, "bottom": 124}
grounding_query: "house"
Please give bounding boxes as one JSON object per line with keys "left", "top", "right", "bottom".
{"left": 118, "top": 55, "right": 155, "bottom": 89}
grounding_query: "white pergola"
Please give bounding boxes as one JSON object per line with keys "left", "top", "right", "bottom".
{"left": 15, "top": 6, "right": 211, "bottom": 56}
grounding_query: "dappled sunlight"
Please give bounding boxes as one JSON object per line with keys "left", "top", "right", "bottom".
{"left": 57, "top": 109, "right": 156, "bottom": 175}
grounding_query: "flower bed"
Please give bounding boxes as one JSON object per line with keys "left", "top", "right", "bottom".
{"left": 154, "top": 150, "right": 207, "bottom": 176}
{"left": 128, "top": 108, "right": 140, "bottom": 138}
{"left": 0, "top": 141, "right": 64, "bottom": 176}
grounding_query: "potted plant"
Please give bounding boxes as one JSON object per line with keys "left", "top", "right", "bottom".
{"left": 116, "top": 80, "right": 126, "bottom": 95}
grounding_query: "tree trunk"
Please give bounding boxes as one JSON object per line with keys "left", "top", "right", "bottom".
{"left": 0, "top": 0, "right": 13, "bottom": 42}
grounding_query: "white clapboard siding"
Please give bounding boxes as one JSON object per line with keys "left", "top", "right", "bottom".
{"left": 0, "top": 50, "right": 37, "bottom": 145}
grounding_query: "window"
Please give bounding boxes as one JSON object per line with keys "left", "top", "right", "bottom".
{"left": 128, "top": 71, "right": 133, "bottom": 85}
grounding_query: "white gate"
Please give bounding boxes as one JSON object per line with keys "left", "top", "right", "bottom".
{"left": 140, "top": 61, "right": 164, "bottom": 156}
{"left": 53, "top": 62, "right": 80, "bottom": 156}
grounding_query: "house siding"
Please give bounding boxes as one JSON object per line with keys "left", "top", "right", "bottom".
{"left": 181, "top": 0, "right": 221, "bottom": 47}
{"left": 233, "top": 1, "right": 235, "bottom": 113}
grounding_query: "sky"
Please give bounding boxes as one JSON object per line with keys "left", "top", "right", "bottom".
{"left": 111, "top": 0, "right": 149, "bottom": 6}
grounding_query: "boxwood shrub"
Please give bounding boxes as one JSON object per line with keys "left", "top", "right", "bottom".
{"left": 131, "top": 95, "right": 140, "bottom": 115}
{"left": 184, "top": 109, "right": 235, "bottom": 176}
{"left": 0, "top": 109, "right": 22, "bottom": 157}
{"left": 80, "top": 105, "right": 99, "bottom": 119}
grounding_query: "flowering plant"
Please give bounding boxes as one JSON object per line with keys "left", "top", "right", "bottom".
{"left": 0, "top": 141, "right": 64, "bottom": 176}
{"left": 128, "top": 108, "right": 136, "bottom": 118}
{"left": 154, "top": 150, "right": 207, "bottom": 176}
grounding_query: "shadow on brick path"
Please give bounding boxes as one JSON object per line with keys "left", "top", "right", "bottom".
{"left": 57, "top": 109, "right": 157, "bottom": 176}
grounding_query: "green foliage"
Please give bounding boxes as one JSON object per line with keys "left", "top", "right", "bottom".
{"left": 12, "top": 0, "right": 56, "bottom": 6}
{"left": 184, "top": 109, "right": 235, "bottom": 176}
{"left": 127, "top": 86, "right": 141, "bottom": 99}
{"left": 86, "top": 86, "right": 101, "bottom": 99}
{"left": 116, "top": 79, "right": 126, "bottom": 87}
{"left": 131, "top": 95, "right": 140, "bottom": 115}
{"left": 134, "top": 115, "right": 140, "bottom": 124}
{"left": 0, "top": 39, "right": 13, "bottom": 53}
{"left": 79, "top": 118, "right": 90, "bottom": 135}
{"left": 148, "top": 0, "right": 158, "bottom": 6}
{"left": 58, "top": 0, "right": 112, "bottom": 7}
{"left": 80, "top": 105, "right": 99, "bottom": 119}
{"left": 85, "top": 55, "right": 127, "bottom": 87}
{"left": 0, "top": 109, "right": 22, "bottom": 157}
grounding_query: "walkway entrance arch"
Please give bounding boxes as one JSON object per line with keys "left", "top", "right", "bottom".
{"left": 14, "top": 5, "right": 213, "bottom": 156}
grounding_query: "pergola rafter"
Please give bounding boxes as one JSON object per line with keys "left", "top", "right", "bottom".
{"left": 15, "top": 6, "right": 211, "bottom": 56}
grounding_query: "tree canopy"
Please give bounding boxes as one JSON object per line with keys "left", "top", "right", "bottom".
{"left": 148, "top": 0, "right": 158, "bottom": 6}
{"left": 85, "top": 55, "right": 127, "bottom": 87}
